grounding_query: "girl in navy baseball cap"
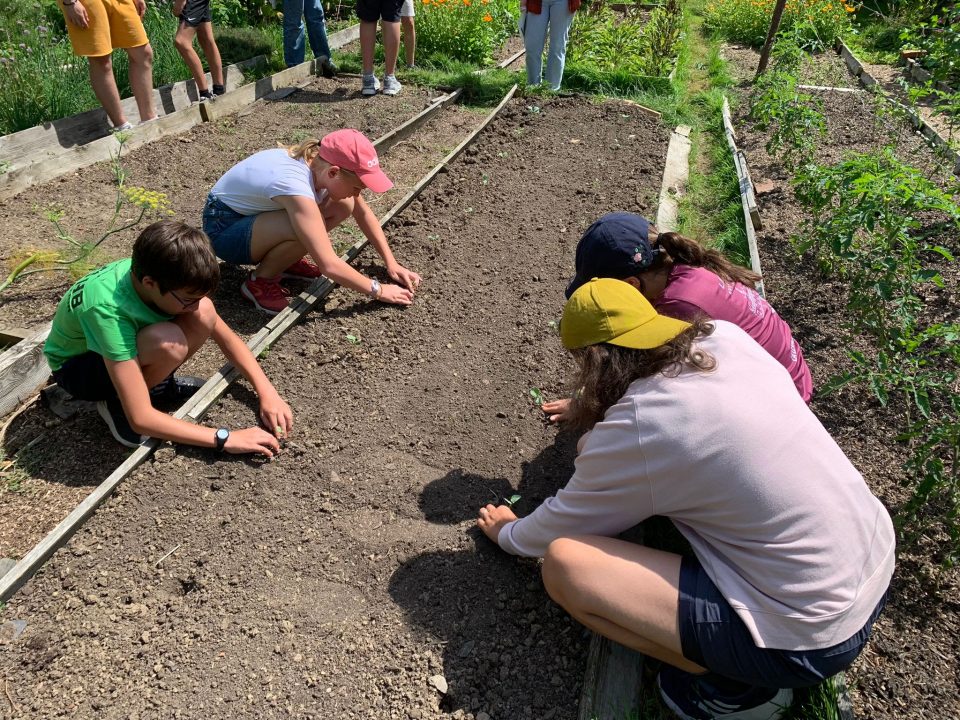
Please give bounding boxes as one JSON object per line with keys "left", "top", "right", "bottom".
{"left": 544, "top": 212, "right": 813, "bottom": 421}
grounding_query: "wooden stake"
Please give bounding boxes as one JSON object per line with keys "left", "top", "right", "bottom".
{"left": 755, "top": 0, "right": 788, "bottom": 78}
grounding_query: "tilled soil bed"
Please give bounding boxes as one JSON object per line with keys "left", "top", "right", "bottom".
{"left": 726, "top": 46, "right": 960, "bottom": 719}
{"left": 0, "top": 96, "right": 670, "bottom": 720}
{"left": 0, "top": 80, "right": 487, "bottom": 561}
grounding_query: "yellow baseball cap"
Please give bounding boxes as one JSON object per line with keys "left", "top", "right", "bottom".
{"left": 561, "top": 278, "right": 691, "bottom": 350}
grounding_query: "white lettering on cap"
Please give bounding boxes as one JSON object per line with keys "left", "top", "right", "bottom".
{"left": 367, "top": 158, "right": 379, "bottom": 168}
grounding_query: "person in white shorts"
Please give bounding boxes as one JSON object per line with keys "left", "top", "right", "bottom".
{"left": 399, "top": 0, "right": 415, "bottom": 69}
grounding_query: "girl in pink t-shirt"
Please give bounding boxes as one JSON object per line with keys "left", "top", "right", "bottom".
{"left": 545, "top": 213, "right": 812, "bottom": 421}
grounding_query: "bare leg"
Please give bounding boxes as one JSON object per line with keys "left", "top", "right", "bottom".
{"left": 88, "top": 53, "right": 126, "bottom": 127}
{"left": 195, "top": 22, "right": 224, "bottom": 87}
{"left": 174, "top": 23, "right": 207, "bottom": 92}
{"left": 136, "top": 298, "right": 216, "bottom": 388}
{"left": 542, "top": 536, "right": 709, "bottom": 675}
{"left": 382, "top": 20, "right": 400, "bottom": 76}
{"left": 250, "top": 199, "right": 355, "bottom": 278}
{"left": 360, "top": 20, "right": 378, "bottom": 75}
{"left": 401, "top": 16, "right": 416, "bottom": 67}
{"left": 125, "top": 43, "right": 157, "bottom": 121}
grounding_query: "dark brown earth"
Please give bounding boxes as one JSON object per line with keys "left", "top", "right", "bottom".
{"left": 0, "top": 95, "right": 670, "bottom": 719}
{"left": 726, "top": 46, "right": 960, "bottom": 720}
{"left": 0, "top": 76, "right": 487, "bottom": 561}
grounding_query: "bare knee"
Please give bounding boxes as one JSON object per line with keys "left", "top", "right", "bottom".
{"left": 174, "top": 33, "right": 193, "bottom": 54}
{"left": 138, "top": 323, "right": 189, "bottom": 364}
{"left": 128, "top": 42, "right": 154, "bottom": 67}
{"left": 89, "top": 53, "right": 113, "bottom": 73}
{"left": 542, "top": 537, "right": 588, "bottom": 607}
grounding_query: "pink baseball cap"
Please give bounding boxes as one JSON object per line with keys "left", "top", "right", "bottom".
{"left": 318, "top": 129, "right": 393, "bottom": 193}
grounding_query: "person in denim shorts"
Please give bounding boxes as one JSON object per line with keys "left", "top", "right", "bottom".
{"left": 203, "top": 129, "right": 420, "bottom": 315}
{"left": 478, "top": 279, "right": 895, "bottom": 720}
{"left": 357, "top": 0, "right": 405, "bottom": 95}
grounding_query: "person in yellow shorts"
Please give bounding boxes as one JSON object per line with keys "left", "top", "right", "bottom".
{"left": 59, "top": 0, "right": 158, "bottom": 131}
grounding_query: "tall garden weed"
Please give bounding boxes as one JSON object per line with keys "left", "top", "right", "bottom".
{"left": 416, "top": 0, "right": 515, "bottom": 65}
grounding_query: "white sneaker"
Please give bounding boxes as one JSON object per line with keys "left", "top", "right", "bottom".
{"left": 361, "top": 74, "right": 380, "bottom": 96}
{"left": 110, "top": 121, "right": 134, "bottom": 133}
{"left": 382, "top": 74, "right": 402, "bottom": 96}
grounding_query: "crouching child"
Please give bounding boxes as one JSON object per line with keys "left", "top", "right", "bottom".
{"left": 44, "top": 220, "right": 292, "bottom": 456}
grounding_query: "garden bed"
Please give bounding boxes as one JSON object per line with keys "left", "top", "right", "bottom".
{"left": 725, "top": 45, "right": 960, "bottom": 720}
{"left": 0, "top": 78, "right": 483, "bottom": 563}
{"left": 0, "top": 95, "right": 669, "bottom": 719}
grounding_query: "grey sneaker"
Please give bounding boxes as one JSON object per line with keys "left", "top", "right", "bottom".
{"left": 382, "top": 74, "right": 402, "bottom": 96}
{"left": 97, "top": 396, "right": 145, "bottom": 448}
{"left": 361, "top": 74, "right": 380, "bottom": 96}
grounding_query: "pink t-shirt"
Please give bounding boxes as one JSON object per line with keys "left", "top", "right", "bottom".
{"left": 655, "top": 264, "right": 813, "bottom": 402}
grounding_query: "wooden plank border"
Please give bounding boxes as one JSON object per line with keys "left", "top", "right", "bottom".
{"left": 0, "top": 24, "right": 363, "bottom": 199}
{"left": 0, "top": 84, "right": 518, "bottom": 604}
{"left": 834, "top": 38, "right": 960, "bottom": 176}
{"left": 655, "top": 125, "right": 692, "bottom": 233}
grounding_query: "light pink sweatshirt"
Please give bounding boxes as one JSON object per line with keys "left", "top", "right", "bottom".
{"left": 499, "top": 321, "right": 894, "bottom": 651}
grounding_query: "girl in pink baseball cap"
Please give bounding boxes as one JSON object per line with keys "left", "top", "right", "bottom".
{"left": 203, "top": 128, "right": 420, "bottom": 315}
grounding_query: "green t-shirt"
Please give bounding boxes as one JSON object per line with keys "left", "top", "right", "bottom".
{"left": 44, "top": 258, "right": 172, "bottom": 372}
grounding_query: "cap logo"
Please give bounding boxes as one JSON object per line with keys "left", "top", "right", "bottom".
{"left": 366, "top": 158, "right": 378, "bottom": 168}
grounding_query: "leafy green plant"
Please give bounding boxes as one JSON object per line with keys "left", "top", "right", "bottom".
{"left": 0, "top": 133, "right": 171, "bottom": 294}
{"left": 345, "top": 333, "right": 361, "bottom": 345}
{"left": 703, "top": 0, "right": 855, "bottom": 49}
{"left": 529, "top": 387, "right": 544, "bottom": 406}
{"left": 748, "top": 37, "right": 826, "bottom": 170}
{"left": 415, "top": 0, "right": 515, "bottom": 65}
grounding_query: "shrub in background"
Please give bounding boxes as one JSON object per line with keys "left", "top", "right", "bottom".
{"left": 703, "top": 0, "right": 856, "bottom": 48}
{"left": 415, "top": 0, "right": 515, "bottom": 65}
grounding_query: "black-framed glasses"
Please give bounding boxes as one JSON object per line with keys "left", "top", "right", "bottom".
{"left": 168, "top": 289, "right": 204, "bottom": 309}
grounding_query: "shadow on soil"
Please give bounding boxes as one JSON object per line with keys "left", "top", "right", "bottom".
{"left": 418, "top": 429, "right": 580, "bottom": 524}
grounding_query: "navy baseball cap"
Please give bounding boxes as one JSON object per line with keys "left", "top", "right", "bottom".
{"left": 565, "top": 212, "right": 659, "bottom": 299}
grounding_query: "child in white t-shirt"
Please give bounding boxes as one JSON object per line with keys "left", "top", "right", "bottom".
{"left": 203, "top": 128, "right": 420, "bottom": 314}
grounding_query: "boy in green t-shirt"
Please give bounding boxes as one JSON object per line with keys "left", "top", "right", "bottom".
{"left": 45, "top": 220, "right": 292, "bottom": 455}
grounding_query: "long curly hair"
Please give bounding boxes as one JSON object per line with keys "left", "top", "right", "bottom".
{"left": 650, "top": 230, "right": 761, "bottom": 287}
{"left": 565, "top": 318, "right": 717, "bottom": 432}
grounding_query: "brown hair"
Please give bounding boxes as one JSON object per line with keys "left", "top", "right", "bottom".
{"left": 131, "top": 220, "right": 219, "bottom": 296}
{"left": 648, "top": 230, "right": 761, "bottom": 287}
{"left": 564, "top": 318, "right": 717, "bottom": 431}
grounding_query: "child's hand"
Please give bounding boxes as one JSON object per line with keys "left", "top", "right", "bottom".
{"left": 542, "top": 397, "right": 572, "bottom": 423}
{"left": 259, "top": 392, "right": 294, "bottom": 438}
{"left": 134, "top": 0, "right": 147, "bottom": 17}
{"left": 387, "top": 263, "right": 421, "bottom": 293}
{"left": 477, "top": 504, "right": 518, "bottom": 544}
{"left": 172, "top": 0, "right": 186, "bottom": 15}
{"left": 378, "top": 283, "right": 415, "bottom": 305}
{"left": 225, "top": 427, "right": 281, "bottom": 457}
{"left": 64, "top": 0, "right": 90, "bottom": 28}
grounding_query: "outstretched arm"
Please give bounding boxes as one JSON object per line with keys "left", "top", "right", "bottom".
{"left": 352, "top": 195, "right": 421, "bottom": 292}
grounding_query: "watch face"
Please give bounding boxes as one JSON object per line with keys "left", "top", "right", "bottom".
{"left": 216, "top": 428, "right": 229, "bottom": 442}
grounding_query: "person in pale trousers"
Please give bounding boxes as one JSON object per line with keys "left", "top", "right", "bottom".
{"left": 520, "top": 0, "right": 580, "bottom": 90}
{"left": 399, "top": 0, "right": 416, "bottom": 68}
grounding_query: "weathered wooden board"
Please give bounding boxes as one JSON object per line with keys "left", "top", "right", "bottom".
{"left": 656, "top": 125, "right": 692, "bottom": 232}
{"left": 0, "top": 322, "right": 51, "bottom": 419}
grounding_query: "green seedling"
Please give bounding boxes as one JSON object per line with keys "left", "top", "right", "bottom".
{"left": 487, "top": 488, "right": 522, "bottom": 508}
{"left": 345, "top": 334, "right": 361, "bottom": 345}
{"left": 526, "top": 104, "right": 541, "bottom": 114}
{"left": 481, "top": 174, "right": 490, "bottom": 185}
{"left": 529, "top": 388, "right": 544, "bottom": 406}
{"left": 547, "top": 319, "right": 560, "bottom": 334}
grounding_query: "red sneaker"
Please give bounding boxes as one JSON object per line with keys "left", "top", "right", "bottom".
{"left": 281, "top": 256, "right": 323, "bottom": 280}
{"left": 241, "top": 273, "right": 290, "bottom": 315}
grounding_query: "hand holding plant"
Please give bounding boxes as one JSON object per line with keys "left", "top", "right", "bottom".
{"left": 477, "top": 503, "right": 518, "bottom": 544}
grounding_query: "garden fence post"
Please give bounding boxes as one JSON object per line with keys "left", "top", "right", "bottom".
{"left": 755, "top": 0, "right": 788, "bottom": 78}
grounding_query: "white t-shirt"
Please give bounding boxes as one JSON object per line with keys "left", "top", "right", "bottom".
{"left": 498, "top": 322, "right": 895, "bottom": 652}
{"left": 210, "top": 148, "right": 328, "bottom": 215}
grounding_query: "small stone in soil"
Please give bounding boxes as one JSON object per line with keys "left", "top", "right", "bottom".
{"left": 428, "top": 674, "right": 448, "bottom": 694}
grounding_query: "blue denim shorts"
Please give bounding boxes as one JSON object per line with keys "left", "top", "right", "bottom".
{"left": 678, "top": 556, "right": 887, "bottom": 689}
{"left": 202, "top": 194, "right": 256, "bottom": 265}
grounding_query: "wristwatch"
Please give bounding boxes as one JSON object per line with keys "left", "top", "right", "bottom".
{"left": 215, "top": 427, "right": 230, "bottom": 451}
{"left": 369, "top": 278, "right": 382, "bottom": 300}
